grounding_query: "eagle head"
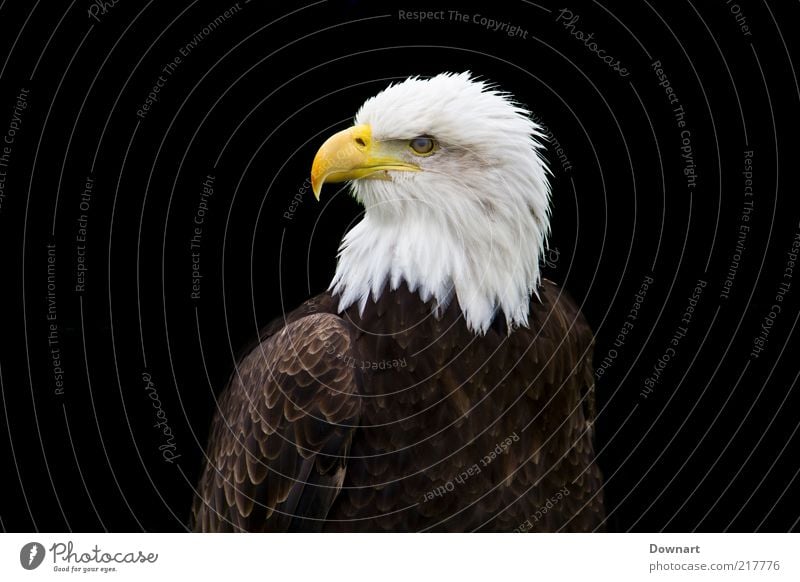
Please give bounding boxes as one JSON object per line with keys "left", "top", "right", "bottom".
{"left": 311, "top": 72, "right": 552, "bottom": 335}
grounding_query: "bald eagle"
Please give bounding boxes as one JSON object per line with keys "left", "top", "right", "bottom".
{"left": 191, "top": 73, "right": 604, "bottom": 532}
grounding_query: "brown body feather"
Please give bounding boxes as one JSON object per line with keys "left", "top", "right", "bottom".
{"left": 191, "top": 279, "right": 604, "bottom": 532}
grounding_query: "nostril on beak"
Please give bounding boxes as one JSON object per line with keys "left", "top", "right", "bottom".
{"left": 354, "top": 136, "right": 367, "bottom": 148}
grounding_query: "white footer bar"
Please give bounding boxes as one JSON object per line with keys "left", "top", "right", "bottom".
{"left": 1, "top": 533, "right": 796, "bottom": 581}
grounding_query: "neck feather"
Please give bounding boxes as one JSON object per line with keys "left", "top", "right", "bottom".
{"left": 329, "top": 201, "right": 544, "bottom": 334}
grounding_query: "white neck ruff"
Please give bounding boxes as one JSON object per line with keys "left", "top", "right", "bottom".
{"left": 330, "top": 194, "right": 545, "bottom": 335}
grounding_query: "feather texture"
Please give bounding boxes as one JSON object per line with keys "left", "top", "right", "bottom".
{"left": 191, "top": 281, "right": 604, "bottom": 532}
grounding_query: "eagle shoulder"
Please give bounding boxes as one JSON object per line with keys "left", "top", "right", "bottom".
{"left": 191, "top": 312, "right": 362, "bottom": 532}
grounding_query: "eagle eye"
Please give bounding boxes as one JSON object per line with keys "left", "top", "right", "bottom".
{"left": 409, "top": 137, "right": 436, "bottom": 156}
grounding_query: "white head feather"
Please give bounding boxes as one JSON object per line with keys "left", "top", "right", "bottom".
{"left": 329, "top": 72, "right": 552, "bottom": 334}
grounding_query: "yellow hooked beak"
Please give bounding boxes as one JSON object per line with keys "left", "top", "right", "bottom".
{"left": 310, "top": 124, "right": 420, "bottom": 200}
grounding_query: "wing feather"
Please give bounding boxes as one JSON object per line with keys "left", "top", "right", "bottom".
{"left": 191, "top": 312, "right": 362, "bottom": 532}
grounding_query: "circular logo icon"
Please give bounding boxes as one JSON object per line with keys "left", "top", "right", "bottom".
{"left": 19, "top": 542, "right": 45, "bottom": 570}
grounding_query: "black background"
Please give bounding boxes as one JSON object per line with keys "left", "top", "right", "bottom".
{"left": 0, "top": 0, "right": 798, "bottom": 532}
